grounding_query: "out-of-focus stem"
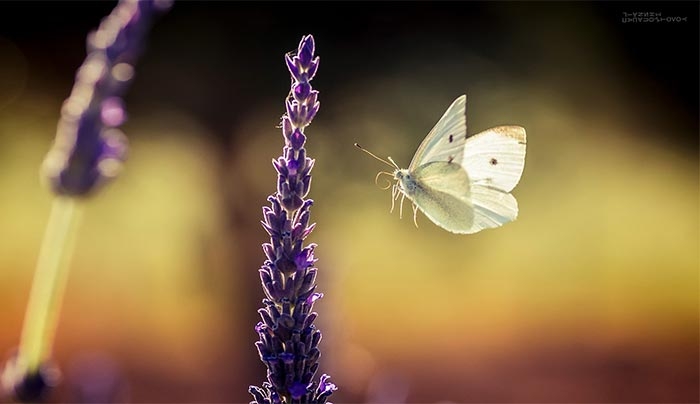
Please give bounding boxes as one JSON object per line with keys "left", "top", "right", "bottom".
{"left": 17, "top": 197, "right": 83, "bottom": 376}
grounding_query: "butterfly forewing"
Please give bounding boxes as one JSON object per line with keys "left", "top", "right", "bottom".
{"left": 409, "top": 95, "right": 467, "bottom": 170}
{"left": 462, "top": 126, "right": 526, "bottom": 192}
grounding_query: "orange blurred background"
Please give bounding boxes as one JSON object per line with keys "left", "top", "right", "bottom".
{"left": 0, "top": 2, "right": 697, "bottom": 403}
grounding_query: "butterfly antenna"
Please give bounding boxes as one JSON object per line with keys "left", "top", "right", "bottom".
{"left": 354, "top": 143, "right": 399, "bottom": 169}
{"left": 387, "top": 156, "right": 399, "bottom": 169}
{"left": 374, "top": 171, "right": 394, "bottom": 190}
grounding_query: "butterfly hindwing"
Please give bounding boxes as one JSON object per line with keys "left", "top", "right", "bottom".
{"left": 469, "top": 184, "right": 519, "bottom": 233}
{"left": 409, "top": 95, "right": 467, "bottom": 170}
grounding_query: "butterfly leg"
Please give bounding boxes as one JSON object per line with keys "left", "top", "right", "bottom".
{"left": 390, "top": 184, "right": 397, "bottom": 213}
{"left": 412, "top": 204, "right": 419, "bottom": 228}
{"left": 399, "top": 193, "right": 405, "bottom": 219}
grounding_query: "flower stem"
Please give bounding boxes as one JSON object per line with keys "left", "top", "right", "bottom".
{"left": 17, "top": 197, "right": 83, "bottom": 376}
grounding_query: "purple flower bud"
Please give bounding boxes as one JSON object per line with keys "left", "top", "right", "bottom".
{"left": 307, "top": 91, "right": 319, "bottom": 107}
{"left": 281, "top": 116, "right": 293, "bottom": 138}
{"left": 293, "top": 82, "right": 311, "bottom": 101}
{"left": 259, "top": 309, "right": 276, "bottom": 330}
{"left": 255, "top": 341, "right": 269, "bottom": 361}
{"left": 300, "top": 268, "right": 317, "bottom": 292}
{"left": 301, "top": 176, "right": 312, "bottom": 197}
{"left": 297, "top": 35, "right": 315, "bottom": 67}
{"left": 272, "top": 158, "right": 286, "bottom": 177}
{"left": 294, "top": 247, "right": 314, "bottom": 270}
{"left": 306, "top": 292, "right": 323, "bottom": 305}
{"left": 307, "top": 100, "right": 320, "bottom": 123}
{"left": 285, "top": 98, "right": 296, "bottom": 124}
{"left": 287, "top": 158, "right": 299, "bottom": 176}
{"left": 262, "top": 243, "right": 275, "bottom": 262}
{"left": 259, "top": 268, "right": 273, "bottom": 288}
{"left": 300, "top": 225, "right": 314, "bottom": 241}
{"left": 303, "top": 312, "right": 318, "bottom": 330}
{"left": 290, "top": 129, "right": 306, "bottom": 150}
{"left": 284, "top": 53, "right": 300, "bottom": 81}
{"left": 310, "top": 331, "right": 322, "bottom": 351}
{"left": 307, "top": 59, "right": 320, "bottom": 82}
{"left": 317, "top": 374, "right": 337, "bottom": 396}
{"left": 290, "top": 272, "right": 305, "bottom": 296}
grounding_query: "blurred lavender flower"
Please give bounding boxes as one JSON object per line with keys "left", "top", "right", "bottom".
{"left": 1, "top": 1, "right": 170, "bottom": 402}
{"left": 249, "top": 35, "right": 337, "bottom": 404}
{"left": 42, "top": 0, "right": 171, "bottom": 197}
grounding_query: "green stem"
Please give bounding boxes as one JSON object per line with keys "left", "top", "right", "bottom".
{"left": 16, "top": 197, "right": 83, "bottom": 376}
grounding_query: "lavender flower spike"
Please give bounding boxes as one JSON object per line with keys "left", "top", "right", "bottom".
{"left": 42, "top": 0, "right": 171, "bottom": 197}
{"left": 249, "top": 35, "right": 337, "bottom": 404}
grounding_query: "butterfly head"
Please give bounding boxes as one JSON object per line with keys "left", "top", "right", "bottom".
{"left": 393, "top": 168, "right": 410, "bottom": 187}
{"left": 394, "top": 168, "right": 417, "bottom": 195}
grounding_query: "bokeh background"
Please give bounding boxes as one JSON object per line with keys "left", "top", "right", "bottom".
{"left": 0, "top": 1, "right": 698, "bottom": 403}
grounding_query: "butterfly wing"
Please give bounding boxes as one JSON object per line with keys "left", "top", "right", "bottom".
{"left": 462, "top": 125, "right": 526, "bottom": 192}
{"left": 467, "top": 184, "right": 519, "bottom": 233}
{"left": 459, "top": 125, "right": 526, "bottom": 232}
{"left": 406, "top": 161, "right": 475, "bottom": 233}
{"left": 408, "top": 95, "right": 467, "bottom": 170}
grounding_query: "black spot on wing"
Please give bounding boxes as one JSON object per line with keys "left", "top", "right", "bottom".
{"left": 490, "top": 158, "right": 498, "bottom": 165}
{"left": 448, "top": 155, "right": 454, "bottom": 163}
{"left": 449, "top": 134, "right": 454, "bottom": 143}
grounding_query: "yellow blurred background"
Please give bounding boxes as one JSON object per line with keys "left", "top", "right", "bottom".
{"left": 0, "top": 1, "right": 697, "bottom": 403}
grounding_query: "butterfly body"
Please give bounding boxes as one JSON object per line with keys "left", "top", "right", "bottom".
{"left": 381, "top": 95, "right": 527, "bottom": 234}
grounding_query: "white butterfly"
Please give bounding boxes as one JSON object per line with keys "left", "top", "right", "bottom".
{"left": 357, "top": 94, "right": 526, "bottom": 234}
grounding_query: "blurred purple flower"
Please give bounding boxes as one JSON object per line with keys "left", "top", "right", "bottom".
{"left": 1, "top": 1, "right": 169, "bottom": 402}
{"left": 42, "top": 0, "right": 171, "bottom": 197}
{"left": 249, "top": 35, "right": 337, "bottom": 404}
